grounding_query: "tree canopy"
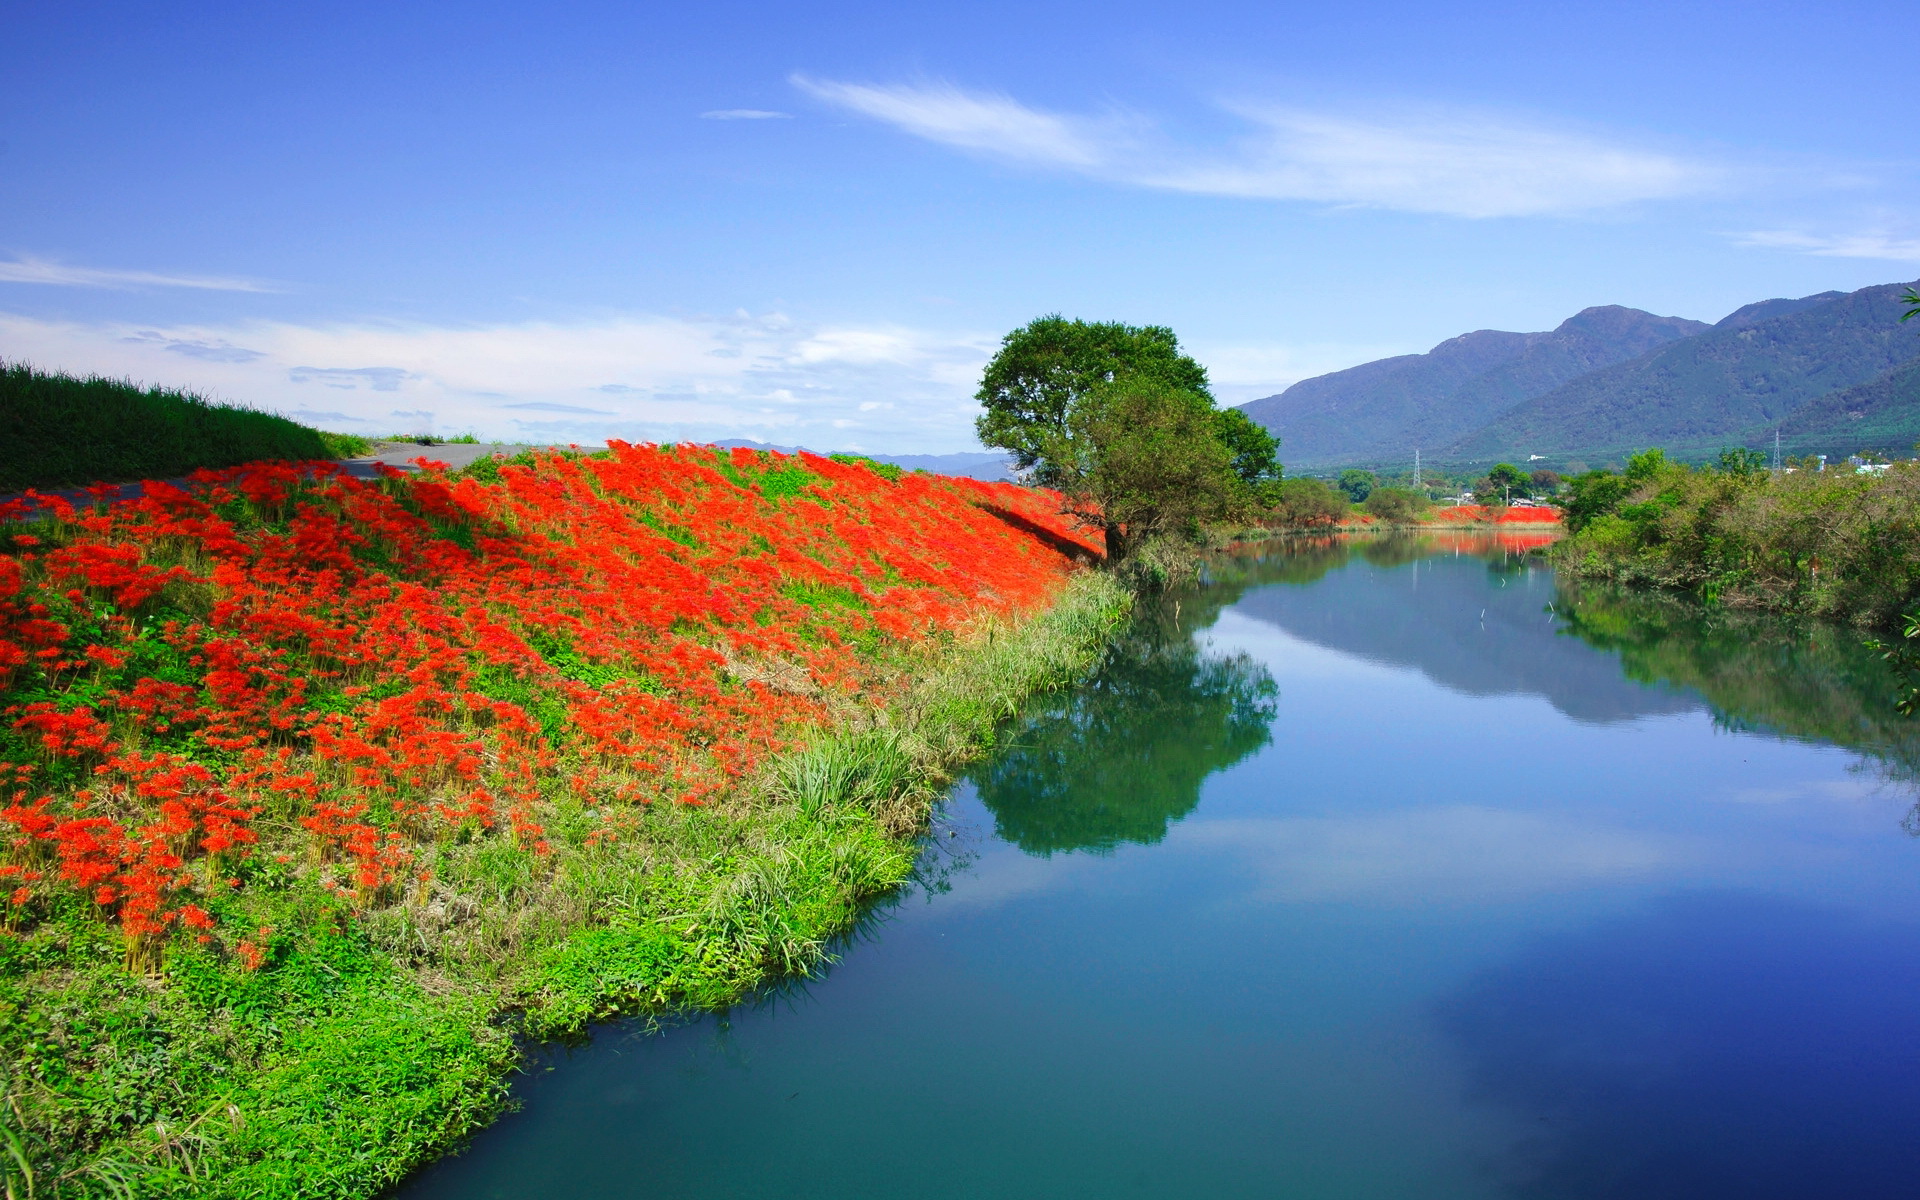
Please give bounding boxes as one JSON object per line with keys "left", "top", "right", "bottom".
{"left": 975, "top": 316, "right": 1214, "bottom": 487}
{"left": 975, "top": 316, "right": 1278, "bottom": 559}
{"left": 1336, "top": 469, "right": 1376, "bottom": 503}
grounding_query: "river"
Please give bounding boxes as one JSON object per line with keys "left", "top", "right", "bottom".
{"left": 397, "top": 532, "right": 1920, "bottom": 1200}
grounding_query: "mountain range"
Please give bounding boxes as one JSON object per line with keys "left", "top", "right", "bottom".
{"left": 1240, "top": 279, "right": 1920, "bottom": 470}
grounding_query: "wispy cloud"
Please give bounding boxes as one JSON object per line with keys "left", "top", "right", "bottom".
{"left": 794, "top": 76, "right": 1716, "bottom": 219}
{"left": 0, "top": 311, "right": 999, "bottom": 452}
{"left": 794, "top": 77, "right": 1123, "bottom": 169}
{"left": 287, "top": 366, "right": 411, "bottom": 392}
{"left": 699, "top": 108, "right": 791, "bottom": 120}
{"left": 504, "top": 400, "right": 616, "bottom": 414}
{"left": 1733, "top": 228, "right": 1920, "bottom": 263}
{"left": 121, "top": 330, "right": 266, "bottom": 363}
{"left": 0, "top": 255, "right": 277, "bottom": 292}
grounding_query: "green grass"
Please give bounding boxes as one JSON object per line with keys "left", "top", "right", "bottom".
{"left": 0, "top": 362, "right": 373, "bottom": 493}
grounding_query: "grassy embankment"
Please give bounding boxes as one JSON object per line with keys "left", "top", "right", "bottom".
{"left": 1552, "top": 450, "right": 1920, "bottom": 628}
{"left": 0, "top": 445, "right": 1126, "bottom": 1198}
{"left": 0, "top": 363, "right": 372, "bottom": 494}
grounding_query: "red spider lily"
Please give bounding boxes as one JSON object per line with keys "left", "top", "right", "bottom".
{"left": 0, "top": 444, "right": 1092, "bottom": 963}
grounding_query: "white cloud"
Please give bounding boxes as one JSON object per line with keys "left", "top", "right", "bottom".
{"left": 794, "top": 76, "right": 1124, "bottom": 169}
{"left": 795, "top": 77, "right": 1716, "bottom": 219}
{"left": 0, "top": 256, "right": 277, "bottom": 292}
{"left": 1733, "top": 228, "right": 1920, "bottom": 263}
{"left": 0, "top": 310, "right": 998, "bottom": 452}
{"left": 700, "top": 109, "right": 792, "bottom": 120}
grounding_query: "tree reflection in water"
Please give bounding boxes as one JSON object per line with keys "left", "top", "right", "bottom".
{"left": 971, "top": 594, "right": 1278, "bottom": 856}
{"left": 1553, "top": 581, "right": 1920, "bottom": 812}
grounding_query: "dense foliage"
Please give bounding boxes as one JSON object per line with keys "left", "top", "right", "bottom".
{"left": 1553, "top": 449, "right": 1920, "bottom": 627}
{"left": 1360, "top": 486, "right": 1430, "bottom": 523}
{"left": 1264, "top": 478, "right": 1350, "bottom": 527}
{"left": 974, "top": 317, "right": 1277, "bottom": 561}
{"left": 0, "top": 363, "right": 371, "bottom": 493}
{"left": 0, "top": 445, "right": 1120, "bottom": 1196}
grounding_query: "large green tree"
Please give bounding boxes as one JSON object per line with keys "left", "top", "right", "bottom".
{"left": 975, "top": 316, "right": 1272, "bottom": 559}
{"left": 975, "top": 316, "right": 1214, "bottom": 487}
{"left": 1060, "top": 380, "right": 1240, "bottom": 560}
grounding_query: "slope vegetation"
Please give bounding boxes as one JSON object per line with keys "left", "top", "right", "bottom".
{"left": 0, "top": 363, "right": 370, "bottom": 493}
{"left": 0, "top": 446, "right": 1120, "bottom": 1196}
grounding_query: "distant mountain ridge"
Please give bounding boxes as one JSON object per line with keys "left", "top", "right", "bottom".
{"left": 1447, "top": 282, "right": 1920, "bottom": 462}
{"left": 1238, "top": 306, "right": 1707, "bottom": 466}
{"left": 1239, "top": 279, "right": 1920, "bottom": 468}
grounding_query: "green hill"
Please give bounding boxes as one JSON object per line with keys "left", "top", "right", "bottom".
{"left": 0, "top": 362, "right": 371, "bottom": 493}
{"left": 1766, "top": 356, "right": 1920, "bottom": 459}
{"left": 1237, "top": 306, "right": 1707, "bottom": 468}
{"left": 1444, "top": 281, "right": 1920, "bottom": 462}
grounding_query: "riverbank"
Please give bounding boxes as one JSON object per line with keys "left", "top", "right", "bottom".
{"left": 0, "top": 446, "right": 1126, "bottom": 1198}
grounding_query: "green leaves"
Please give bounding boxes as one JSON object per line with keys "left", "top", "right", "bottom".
{"left": 1864, "top": 610, "right": 1920, "bottom": 717}
{"left": 974, "top": 316, "right": 1214, "bottom": 483}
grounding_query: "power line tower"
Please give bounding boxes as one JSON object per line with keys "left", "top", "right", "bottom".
{"left": 1773, "top": 429, "right": 1782, "bottom": 474}
{"left": 1413, "top": 448, "right": 1422, "bottom": 490}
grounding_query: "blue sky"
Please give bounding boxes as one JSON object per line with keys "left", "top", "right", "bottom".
{"left": 3, "top": 0, "right": 1917, "bottom": 451}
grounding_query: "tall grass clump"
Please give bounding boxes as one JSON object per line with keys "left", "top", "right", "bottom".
{"left": 0, "top": 361, "right": 372, "bottom": 492}
{"left": 1554, "top": 448, "right": 1920, "bottom": 627}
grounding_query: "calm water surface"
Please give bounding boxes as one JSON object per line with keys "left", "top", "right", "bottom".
{"left": 400, "top": 535, "right": 1920, "bottom": 1200}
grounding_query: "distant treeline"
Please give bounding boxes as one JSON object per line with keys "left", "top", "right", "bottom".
{"left": 0, "top": 362, "right": 371, "bottom": 493}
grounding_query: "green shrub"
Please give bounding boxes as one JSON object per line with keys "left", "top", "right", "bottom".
{"left": 1361, "top": 486, "right": 1429, "bottom": 524}
{"left": 0, "top": 362, "right": 371, "bottom": 492}
{"left": 1265, "top": 478, "right": 1349, "bottom": 526}
{"left": 1553, "top": 454, "right": 1920, "bottom": 627}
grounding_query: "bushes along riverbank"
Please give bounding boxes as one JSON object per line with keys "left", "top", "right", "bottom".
{"left": 0, "top": 445, "right": 1124, "bottom": 1197}
{"left": 1552, "top": 449, "right": 1920, "bottom": 627}
{"left": 0, "top": 363, "right": 372, "bottom": 494}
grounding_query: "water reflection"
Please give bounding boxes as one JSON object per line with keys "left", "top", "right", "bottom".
{"left": 1554, "top": 583, "right": 1920, "bottom": 802}
{"left": 1439, "top": 892, "right": 1920, "bottom": 1199}
{"left": 972, "top": 595, "right": 1278, "bottom": 856}
{"left": 1218, "top": 535, "right": 1702, "bottom": 723}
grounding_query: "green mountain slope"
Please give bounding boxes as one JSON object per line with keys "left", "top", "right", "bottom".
{"left": 1766, "top": 356, "right": 1920, "bottom": 458}
{"left": 1445, "top": 281, "right": 1920, "bottom": 461}
{"left": 1237, "top": 307, "right": 1706, "bottom": 467}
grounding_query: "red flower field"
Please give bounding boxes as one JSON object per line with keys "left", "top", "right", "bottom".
{"left": 0, "top": 444, "right": 1099, "bottom": 967}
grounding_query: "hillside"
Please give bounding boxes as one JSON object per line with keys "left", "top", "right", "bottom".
{"left": 0, "top": 362, "right": 370, "bottom": 492}
{"left": 1237, "top": 306, "right": 1707, "bottom": 467}
{"left": 1767, "top": 357, "right": 1920, "bottom": 459}
{"left": 1445, "top": 281, "right": 1920, "bottom": 462}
